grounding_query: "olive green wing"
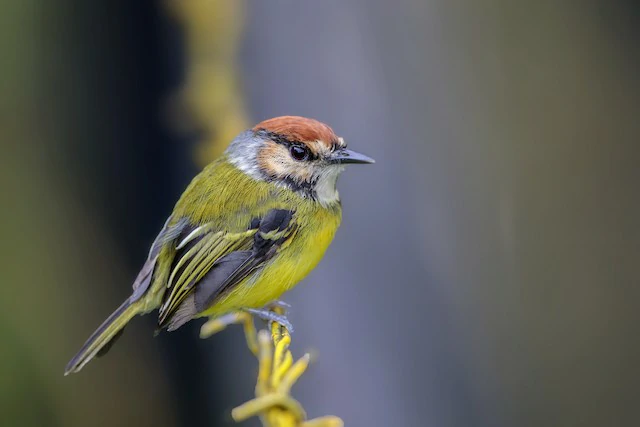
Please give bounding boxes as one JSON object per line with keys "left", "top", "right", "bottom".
{"left": 157, "top": 209, "right": 296, "bottom": 331}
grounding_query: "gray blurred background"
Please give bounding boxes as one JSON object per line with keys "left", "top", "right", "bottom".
{"left": 1, "top": 1, "right": 639, "bottom": 426}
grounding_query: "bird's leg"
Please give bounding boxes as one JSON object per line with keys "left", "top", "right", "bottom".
{"left": 244, "top": 302, "right": 294, "bottom": 334}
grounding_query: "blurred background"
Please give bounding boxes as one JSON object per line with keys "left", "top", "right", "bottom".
{"left": 1, "top": 1, "right": 639, "bottom": 426}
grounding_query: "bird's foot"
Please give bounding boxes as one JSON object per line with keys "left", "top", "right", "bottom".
{"left": 244, "top": 303, "right": 294, "bottom": 334}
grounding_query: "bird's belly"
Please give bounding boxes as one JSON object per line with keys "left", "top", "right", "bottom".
{"left": 201, "top": 218, "right": 338, "bottom": 317}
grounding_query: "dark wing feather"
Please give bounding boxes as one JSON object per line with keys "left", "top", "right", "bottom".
{"left": 193, "top": 250, "right": 253, "bottom": 311}
{"left": 158, "top": 209, "right": 296, "bottom": 331}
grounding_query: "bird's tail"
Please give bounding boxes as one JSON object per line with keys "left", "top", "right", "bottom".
{"left": 64, "top": 298, "right": 140, "bottom": 375}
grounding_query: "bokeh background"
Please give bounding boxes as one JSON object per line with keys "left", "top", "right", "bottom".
{"left": 1, "top": 1, "right": 639, "bottom": 426}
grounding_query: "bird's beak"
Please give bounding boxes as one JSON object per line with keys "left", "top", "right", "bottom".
{"left": 330, "top": 148, "right": 375, "bottom": 165}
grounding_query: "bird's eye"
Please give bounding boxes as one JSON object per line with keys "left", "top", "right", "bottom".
{"left": 289, "top": 145, "right": 310, "bottom": 161}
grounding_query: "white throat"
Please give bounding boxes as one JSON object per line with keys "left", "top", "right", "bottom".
{"left": 314, "top": 165, "right": 344, "bottom": 206}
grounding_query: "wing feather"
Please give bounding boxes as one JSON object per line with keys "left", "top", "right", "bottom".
{"left": 158, "top": 228, "right": 255, "bottom": 324}
{"left": 131, "top": 217, "right": 189, "bottom": 303}
{"left": 157, "top": 209, "right": 296, "bottom": 330}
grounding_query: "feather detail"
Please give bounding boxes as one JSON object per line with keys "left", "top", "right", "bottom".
{"left": 156, "top": 209, "right": 297, "bottom": 330}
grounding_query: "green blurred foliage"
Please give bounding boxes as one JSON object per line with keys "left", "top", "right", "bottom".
{"left": 0, "top": 1, "right": 177, "bottom": 426}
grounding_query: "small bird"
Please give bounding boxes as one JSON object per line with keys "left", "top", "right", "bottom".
{"left": 65, "top": 116, "right": 374, "bottom": 375}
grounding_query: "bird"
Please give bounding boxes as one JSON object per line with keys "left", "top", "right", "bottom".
{"left": 65, "top": 116, "right": 374, "bottom": 375}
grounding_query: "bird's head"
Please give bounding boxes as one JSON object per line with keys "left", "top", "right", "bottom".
{"left": 226, "top": 116, "right": 374, "bottom": 205}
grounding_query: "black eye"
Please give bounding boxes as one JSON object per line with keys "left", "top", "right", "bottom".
{"left": 289, "top": 145, "right": 309, "bottom": 161}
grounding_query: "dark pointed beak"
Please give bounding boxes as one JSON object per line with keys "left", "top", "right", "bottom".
{"left": 330, "top": 148, "right": 375, "bottom": 165}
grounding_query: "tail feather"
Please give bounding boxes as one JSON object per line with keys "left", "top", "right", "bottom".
{"left": 64, "top": 298, "right": 140, "bottom": 375}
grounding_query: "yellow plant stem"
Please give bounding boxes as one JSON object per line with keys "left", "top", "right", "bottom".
{"left": 200, "top": 307, "right": 343, "bottom": 427}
